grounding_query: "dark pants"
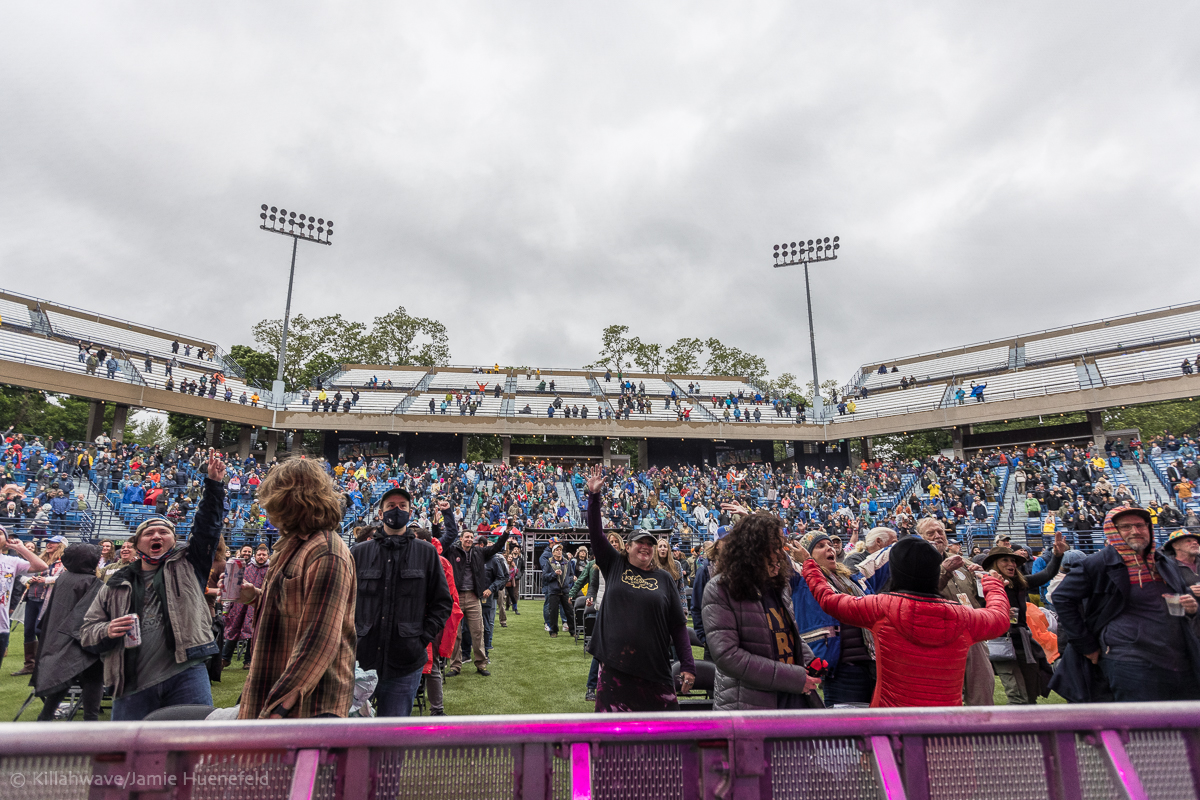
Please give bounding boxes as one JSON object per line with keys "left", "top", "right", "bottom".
{"left": 505, "top": 585, "right": 519, "bottom": 613}
{"left": 23, "top": 598, "right": 43, "bottom": 643}
{"left": 544, "top": 593, "right": 572, "bottom": 635}
{"left": 39, "top": 662, "right": 104, "bottom": 721}
{"left": 1101, "top": 658, "right": 1200, "bottom": 702}
{"left": 112, "top": 663, "right": 212, "bottom": 721}
{"left": 824, "top": 661, "right": 876, "bottom": 707}
{"left": 374, "top": 666, "right": 424, "bottom": 717}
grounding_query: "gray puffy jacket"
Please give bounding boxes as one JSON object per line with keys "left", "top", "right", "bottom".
{"left": 702, "top": 575, "right": 814, "bottom": 711}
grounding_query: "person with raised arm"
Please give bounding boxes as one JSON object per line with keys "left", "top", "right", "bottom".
{"left": 583, "top": 465, "right": 694, "bottom": 712}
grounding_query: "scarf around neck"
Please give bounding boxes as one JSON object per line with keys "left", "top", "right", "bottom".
{"left": 1105, "top": 526, "right": 1159, "bottom": 588}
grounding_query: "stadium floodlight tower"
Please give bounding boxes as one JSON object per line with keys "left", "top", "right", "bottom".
{"left": 258, "top": 205, "right": 333, "bottom": 405}
{"left": 772, "top": 236, "right": 839, "bottom": 422}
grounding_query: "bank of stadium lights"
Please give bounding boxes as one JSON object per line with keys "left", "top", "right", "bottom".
{"left": 258, "top": 204, "right": 334, "bottom": 404}
{"left": 771, "top": 236, "right": 840, "bottom": 422}
{"left": 772, "top": 237, "right": 838, "bottom": 267}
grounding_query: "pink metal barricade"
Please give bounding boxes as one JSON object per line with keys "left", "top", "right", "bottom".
{"left": 0, "top": 702, "right": 1197, "bottom": 800}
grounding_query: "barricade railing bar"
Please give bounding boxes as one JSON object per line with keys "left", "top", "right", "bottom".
{"left": 0, "top": 702, "right": 1197, "bottom": 800}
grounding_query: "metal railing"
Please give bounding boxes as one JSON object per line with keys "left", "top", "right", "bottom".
{"left": 0, "top": 345, "right": 148, "bottom": 387}
{"left": 0, "top": 703, "right": 1197, "bottom": 800}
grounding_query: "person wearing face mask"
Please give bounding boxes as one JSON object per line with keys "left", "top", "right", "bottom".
{"left": 351, "top": 486, "right": 452, "bottom": 715}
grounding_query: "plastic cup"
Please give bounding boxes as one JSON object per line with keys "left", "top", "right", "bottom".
{"left": 1164, "top": 594, "right": 1185, "bottom": 617}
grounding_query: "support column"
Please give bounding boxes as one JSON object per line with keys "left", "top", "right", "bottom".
{"left": 204, "top": 420, "right": 217, "bottom": 447}
{"left": 602, "top": 438, "right": 612, "bottom": 468}
{"left": 637, "top": 439, "right": 649, "bottom": 471}
{"left": 461, "top": 435, "right": 469, "bottom": 463}
{"left": 111, "top": 404, "right": 130, "bottom": 443}
{"left": 238, "top": 425, "right": 253, "bottom": 461}
{"left": 951, "top": 427, "right": 965, "bottom": 460}
{"left": 1087, "top": 410, "right": 1106, "bottom": 451}
{"left": 862, "top": 437, "right": 873, "bottom": 462}
{"left": 86, "top": 400, "right": 105, "bottom": 442}
{"left": 264, "top": 430, "right": 279, "bottom": 463}
{"left": 501, "top": 436, "right": 511, "bottom": 466}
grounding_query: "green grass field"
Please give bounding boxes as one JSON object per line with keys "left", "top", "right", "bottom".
{"left": 0, "top": 605, "right": 1060, "bottom": 720}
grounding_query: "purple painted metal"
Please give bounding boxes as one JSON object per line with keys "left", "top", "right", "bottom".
{"left": 570, "top": 742, "right": 592, "bottom": 800}
{"left": 289, "top": 749, "right": 321, "bottom": 800}
{"left": 1099, "top": 730, "right": 1150, "bottom": 800}
{"left": 868, "top": 735, "right": 907, "bottom": 800}
{"left": 0, "top": 702, "right": 1195, "bottom": 753}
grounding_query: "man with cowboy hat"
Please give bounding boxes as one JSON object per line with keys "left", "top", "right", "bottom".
{"left": 1162, "top": 529, "right": 1200, "bottom": 584}
{"left": 1051, "top": 507, "right": 1200, "bottom": 703}
{"left": 981, "top": 532, "right": 1064, "bottom": 704}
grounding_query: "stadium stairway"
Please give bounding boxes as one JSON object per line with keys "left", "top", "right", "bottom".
{"left": 556, "top": 481, "right": 582, "bottom": 525}
{"left": 1123, "top": 460, "right": 1169, "bottom": 507}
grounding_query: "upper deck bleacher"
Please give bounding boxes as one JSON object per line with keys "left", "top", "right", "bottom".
{"left": 851, "top": 301, "right": 1200, "bottom": 392}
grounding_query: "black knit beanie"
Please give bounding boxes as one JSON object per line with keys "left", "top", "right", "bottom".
{"left": 886, "top": 537, "right": 942, "bottom": 596}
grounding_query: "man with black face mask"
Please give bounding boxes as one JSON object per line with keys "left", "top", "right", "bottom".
{"left": 350, "top": 486, "right": 452, "bottom": 716}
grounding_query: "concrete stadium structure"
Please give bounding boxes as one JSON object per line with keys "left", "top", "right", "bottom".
{"left": 2, "top": 287, "right": 1199, "bottom": 467}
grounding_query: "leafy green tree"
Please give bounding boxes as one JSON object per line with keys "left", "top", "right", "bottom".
{"left": 253, "top": 306, "right": 451, "bottom": 390}
{"left": 704, "top": 338, "right": 768, "bottom": 380}
{"left": 588, "top": 325, "right": 633, "bottom": 371}
{"left": 629, "top": 338, "right": 663, "bottom": 373}
{"left": 664, "top": 338, "right": 703, "bottom": 374}
{"left": 366, "top": 307, "right": 451, "bottom": 367}
{"left": 124, "top": 415, "right": 173, "bottom": 448}
{"left": 805, "top": 379, "right": 841, "bottom": 406}
{"left": 228, "top": 345, "right": 278, "bottom": 388}
{"left": 0, "top": 386, "right": 112, "bottom": 441}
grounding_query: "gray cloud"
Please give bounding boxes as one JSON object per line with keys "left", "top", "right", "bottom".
{"left": 3, "top": 2, "right": 1198, "bottom": 388}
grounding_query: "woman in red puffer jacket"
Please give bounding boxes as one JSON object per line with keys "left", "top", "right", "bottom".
{"left": 802, "top": 537, "right": 1009, "bottom": 707}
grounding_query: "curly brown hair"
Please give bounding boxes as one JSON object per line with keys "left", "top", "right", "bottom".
{"left": 718, "top": 513, "right": 787, "bottom": 602}
{"left": 257, "top": 458, "right": 344, "bottom": 539}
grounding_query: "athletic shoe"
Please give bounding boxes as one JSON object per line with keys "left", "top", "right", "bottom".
{"left": 477, "top": 668, "right": 491, "bottom": 676}
{"left": 585, "top": 689, "right": 596, "bottom": 702}
{"left": 545, "top": 624, "right": 552, "bottom": 632}
{"left": 500, "top": 622, "right": 507, "bottom": 628}
{"left": 445, "top": 667, "right": 461, "bottom": 677}
{"left": 562, "top": 623, "right": 570, "bottom": 632}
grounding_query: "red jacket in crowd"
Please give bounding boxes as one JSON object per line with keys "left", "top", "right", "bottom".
{"left": 802, "top": 559, "right": 1009, "bottom": 707}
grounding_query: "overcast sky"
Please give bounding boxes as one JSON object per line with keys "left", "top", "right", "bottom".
{"left": 4, "top": 2, "right": 1199, "bottom": 387}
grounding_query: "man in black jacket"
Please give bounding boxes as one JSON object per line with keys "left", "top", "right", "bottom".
{"left": 1051, "top": 507, "right": 1200, "bottom": 703}
{"left": 441, "top": 520, "right": 509, "bottom": 676}
{"left": 351, "top": 487, "right": 452, "bottom": 716}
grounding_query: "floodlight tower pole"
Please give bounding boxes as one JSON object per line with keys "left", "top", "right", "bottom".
{"left": 257, "top": 205, "right": 334, "bottom": 406}
{"left": 278, "top": 236, "right": 299, "bottom": 387}
{"left": 801, "top": 260, "right": 820, "bottom": 419}
{"left": 772, "top": 237, "right": 840, "bottom": 422}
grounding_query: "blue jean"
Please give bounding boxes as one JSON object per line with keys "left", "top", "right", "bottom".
{"left": 0, "top": 632, "right": 9, "bottom": 659}
{"left": 112, "top": 663, "right": 212, "bottom": 721}
{"left": 1101, "top": 658, "right": 1200, "bottom": 702}
{"left": 374, "top": 666, "right": 424, "bottom": 717}
{"left": 543, "top": 593, "right": 571, "bottom": 630}
{"left": 587, "top": 656, "right": 600, "bottom": 691}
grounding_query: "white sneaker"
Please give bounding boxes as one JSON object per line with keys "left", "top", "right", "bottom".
{"left": 545, "top": 624, "right": 552, "bottom": 632}
{"left": 562, "top": 623, "right": 570, "bottom": 632}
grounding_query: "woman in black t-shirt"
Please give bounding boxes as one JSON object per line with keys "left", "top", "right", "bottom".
{"left": 584, "top": 466, "right": 695, "bottom": 712}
